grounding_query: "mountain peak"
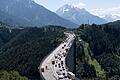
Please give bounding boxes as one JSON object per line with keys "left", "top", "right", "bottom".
{"left": 61, "top": 4, "right": 86, "bottom": 11}
{"left": 56, "top": 4, "right": 87, "bottom": 16}
{"left": 63, "top": 4, "right": 85, "bottom": 9}
{"left": 63, "top": 4, "right": 74, "bottom": 9}
{"left": 0, "top": 0, "right": 78, "bottom": 28}
{"left": 56, "top": 4, "right": 107, "bottom": 25}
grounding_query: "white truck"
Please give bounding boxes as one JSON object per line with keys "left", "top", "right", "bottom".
{"left": 67, "top": 72, "right": 75, "bottom": 80}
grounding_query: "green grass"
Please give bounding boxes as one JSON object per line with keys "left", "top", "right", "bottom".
{"left": 83, "top": 43, "right": 106, "bottom": 78}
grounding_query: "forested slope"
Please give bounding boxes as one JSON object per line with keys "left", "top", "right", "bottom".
{"left": 1, "top": 20, "right": 120, "bottom": 80}
{"left": 0, "top": 24, "right": 65, "bottom": 80}
{"left": 75, "top": 20, "right": 120, "bottom": 79}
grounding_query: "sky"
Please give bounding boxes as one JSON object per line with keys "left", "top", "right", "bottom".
{"left": 34, "top": 0, "right": 120, "bottom": 17}
{"left": 34, "top": 0, "right": 120, "bottom": 11}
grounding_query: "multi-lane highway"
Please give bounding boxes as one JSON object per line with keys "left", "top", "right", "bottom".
{"left": 39, "top": 32, "right": 76, "bottom": 80}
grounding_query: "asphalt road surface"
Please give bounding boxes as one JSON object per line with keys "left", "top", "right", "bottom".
{"left": 39, "top": 32, "right": 77, "bottom": 80}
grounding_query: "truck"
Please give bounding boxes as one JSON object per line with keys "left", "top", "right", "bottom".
{"left": 67, "top": 72, "right": 75, "bottom": 80}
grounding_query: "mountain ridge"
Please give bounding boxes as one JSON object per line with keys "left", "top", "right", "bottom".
{"left": 0, "top": 0, "right": 78, "bottom": 28}
{"left": 56, "top": 4, "right": 107, "bottom": 25}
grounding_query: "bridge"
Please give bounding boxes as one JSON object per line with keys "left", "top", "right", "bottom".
{"left": 39, "top": 32, "right": 80, "bottom": 80}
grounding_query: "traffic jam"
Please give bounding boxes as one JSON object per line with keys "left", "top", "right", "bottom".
{"left": 41, "top": 33, "right": 75, "bottom": 80}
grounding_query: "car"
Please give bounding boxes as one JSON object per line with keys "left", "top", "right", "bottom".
{"left": 63, "top": 73, "right": 65, "bottom": 75}
{"left": 58, "top": 64, "right": 61, "bottom": 68}
{"left": 56, "top": 71, "right": 61, "bottom": 75}
{"left": 64, "top": 44, "right": 66, "bottom": 47}
{"left": 64, "top": 76, "right": 68, "bottom": 78}
{"left": 45, "top": 66, "right": 48, "bottom": 69}
{"left": 61, "top": 54, "right": 65, "bottom": 57}
{"left": 58, "top": 53, "right": 61, "bottom": 56}
{"left": 63, "top": 68, "right": 65, "bottom": 71}
{"left": 55, "top": 65, "right": 57, "bottom": 67}
{"left": 41, "top": 68, "right": 44, "bottom": 72}
{"left": 52, "top": 61, "right": 55, "bottom": 65}
{"left": 68, "top": 76, "right": 71, "bottom": 79}
{"left": 64, "top": 54, "right": 66, "bottom": 57}
{"left": 60, "top": 69, "right": 62, "bottom": 72}
{"left": 63, "top": 51, "right": 66, "bottom": 54}
{"left": 63, "top": 73, "right": 68, "bottom": 78}
{"left": 61, "top": 61, "right": 63, "bottom": 64}
{"left": 59, "top": 58, "right": 61, "bottom": 60}
{"left": 58, "top": 75, "right": 64, "bottom": 80}
{"left": 59, "top": 66, "right": 61, "bottom": 68}
{"left": 55, "top": 56, "right": 57, "bottom": 59}
{"left": 66, "top": 48, "right": 69, "bottom": 52}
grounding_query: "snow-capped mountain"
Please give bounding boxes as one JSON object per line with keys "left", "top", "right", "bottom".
{"left": 0, "top": 0, "right": 78, "bottom": 28}
{"left": 94, "top": 14, "right": 120, "bottom": 22}
{"left": 56, "top": 4, "right": 107, "bottom": 25}
{"left": 102, "top": 14, "right": 120, "bottom": 22}
{"left": 90, "top": 7, "right": 120, "bottom": 22}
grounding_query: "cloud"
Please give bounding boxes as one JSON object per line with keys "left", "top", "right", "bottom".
{"left": 62, "top": 0, "right": 85, "bottom": 7}
{"left": 63, "top": 0, "right": 69, "bottom": 2}
{"left": 90, "top": 6, "right": 120, "bottom": 16}
{"left": 73, "top": 2, "right": 85, "bottom": 8}
{"left": 90, "top": 6, "right": 120, "bottom": 21}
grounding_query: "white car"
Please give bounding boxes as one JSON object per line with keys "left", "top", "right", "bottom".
{"left": 58, "top": 75, "right": 64, "bottom": 80}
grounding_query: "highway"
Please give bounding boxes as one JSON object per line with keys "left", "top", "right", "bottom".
{"left": 39, "top": 32, "right": 77, "bottom": 80}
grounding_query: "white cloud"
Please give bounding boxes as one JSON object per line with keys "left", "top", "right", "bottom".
{"left": 63, "top": 0, "right": 69, "bottom": 2}
{"left": 90, "top": 6, "right": 120, "bottom": 16}
{"left": 63, "top": 0, "right": 67, "bottom": 1}
{"left": 90, "top": 6, "right": 120, "bottom": 21}
{"left": 73, "top": 2, "right": 85, "bottom": 8}
{"left": 62, "top": 0, "right": 85, "bottom": 8}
